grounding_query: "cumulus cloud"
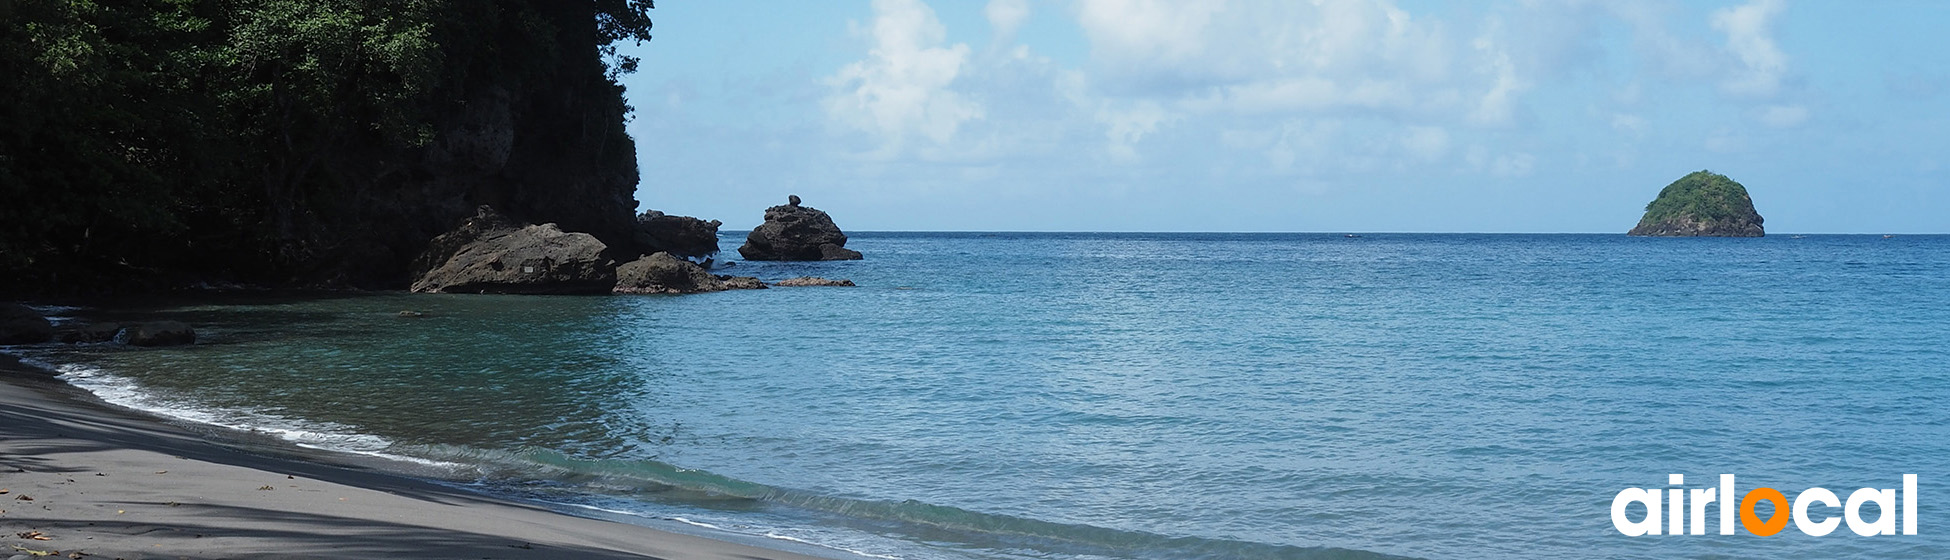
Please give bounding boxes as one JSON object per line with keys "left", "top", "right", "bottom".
{"left": 824, "top": 0, "right": 983, "bottom": 151}
{"left": 1712, "top": 0, "right": 1789, "bottom": 98}
{"left": 817, "top": 0, "right": 1811, "bottom": 181}
{"left": 1073, "top": 0, "right": 1467, "bottom": 112}
{"left": 985, "top": 0, "right": 1030, "bottom": 42}
{"left": 1057, "top": 0, "right": 1546, "bottom": 168}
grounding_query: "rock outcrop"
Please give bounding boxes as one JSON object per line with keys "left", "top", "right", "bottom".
{"left": 773, "top": 277, "right": 856, "bottom": 287}
{"left": 1629, "top": 170, "right": 1765, "bottom": 237}
{"left": 613, "top": 252, "right": 767, "bottom": 294}
{"left": 633, "top": 210, "right": 722, "bottom": 259}
{"left": 0, "top": 304, "right": 53, "bottom": 344}
{"left": 123, "top": 321, "right": 195, "bottom": 346}
{"left": 410, "top": 207, "right": 616, "bottom": 294}
{"left": 717, "top": 276, "right": 768, "bottom": 290}
{"left": 738, "top": 196, "right": 863, "bottom": 261}
{"left": 55, "top": 322, "right": 123, "bottom": 344}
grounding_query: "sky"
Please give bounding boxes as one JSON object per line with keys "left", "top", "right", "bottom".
{"left": 619, "top": 0, "right": 1950, "bottom": 233}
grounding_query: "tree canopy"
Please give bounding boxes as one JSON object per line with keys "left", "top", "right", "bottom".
{"left": 1640, "top": 170, "right": 1757, "bottom": 225}
{"left": 0, "top": 0, "right": 652, "bottom": 293}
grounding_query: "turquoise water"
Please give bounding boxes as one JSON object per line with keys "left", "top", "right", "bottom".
{"left": 15, "top": 233, "right": 1950, "bottom": 559}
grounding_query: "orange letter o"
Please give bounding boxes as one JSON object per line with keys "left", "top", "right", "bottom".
{"left": 1740, "top": 487, "right": 1791, "bottom": 536}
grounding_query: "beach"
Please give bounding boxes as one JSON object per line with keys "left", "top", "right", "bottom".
{"left": 0, "top": 354, "right": 833, "bottom": 560}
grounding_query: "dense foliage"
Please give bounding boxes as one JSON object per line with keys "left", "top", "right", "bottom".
{"left": 1639, "top": 170, "right": 1757, "bottom": 225}
{"left": 0, "top": 0, "right": 652, "bottom": 293}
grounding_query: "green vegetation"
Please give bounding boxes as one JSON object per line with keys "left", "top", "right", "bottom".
{"left": 1639, "top": 170, "right": 1756, "bottom": 225}
{"left": 0, "top": 0, "right": 653, "bottom": 292}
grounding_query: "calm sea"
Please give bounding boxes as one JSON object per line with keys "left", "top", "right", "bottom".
{"left": 14, "top": 233, "right": 1950, "bottom": 559}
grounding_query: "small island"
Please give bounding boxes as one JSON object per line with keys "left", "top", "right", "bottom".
{"left": 1627, "top": 170, "right": 1765, "bottom": 237}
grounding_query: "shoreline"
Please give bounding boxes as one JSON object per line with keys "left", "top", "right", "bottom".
{"left": 0, "top": 353, "right": 843, "bottom": 560}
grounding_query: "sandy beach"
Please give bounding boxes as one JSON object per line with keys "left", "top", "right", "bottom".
{"left": 0, "top": 355, "right": 834, "bottom": 560}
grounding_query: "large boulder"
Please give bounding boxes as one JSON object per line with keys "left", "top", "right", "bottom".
{"left": 633, "top": 210, "right": 723, "bottom": 259}
{"left": 0, "top": 304, "right": 54, "bottom": 344}
{"left": 738, "top": 196, "right": 863, "bottom": 261}
{"left": 123, "top": 321, "right": 195, "bottom": 346}
{"left": 1628, "top": 170, "right": 1765, "bottom": 237}
{"left": 613, "top": 252, "right": 766, "bottom": 294}
{"left": 411, "top": 207, "right": 616, "bottom": 294}
{"left": 410, "top": 205, "right": 522, "bottom": 280}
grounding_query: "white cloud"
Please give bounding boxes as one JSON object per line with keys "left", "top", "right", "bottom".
{"left": 1756, "top": 104, "right": 1807, "bottom": 128}
{"left": 1492, "top": 152, "right": 1536, "bottom": 177}
{"left": 1470, "top": 19, "right": 1529, "bottom": 126}
{"left": 825, "top": 0, "right": 983, "bottom": 151}
{"left": 1712, "top": 0, "right": 1788, "bottom": 98}
{"left": 1072, "top": 0, "right": 1471, "bottom": 114}
{"left": 1610, "top": 113, "right": 1648, "bottom": 135}
{"left": 1073, "top": 0, "right": 1224, "bottom": 79}
{"left": 1401, "top": 126, "right": 1450, "bottom": 161}
{"left": 985, "top": 0, "right": 1030, "bottom": 41}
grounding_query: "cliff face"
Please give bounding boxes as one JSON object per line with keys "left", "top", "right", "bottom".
{"left": 0, "top": 1, "right": 651, "bottom": 294}
{"left": 280, "top": 2, "right": 642, "bottom": 287}
{"left": 1628, "top": 171, "right": 1765, "bottom": 237}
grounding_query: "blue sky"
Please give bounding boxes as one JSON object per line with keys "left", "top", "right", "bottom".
{"left": 620, "top": 0, "right": 1949, "bottom": 233}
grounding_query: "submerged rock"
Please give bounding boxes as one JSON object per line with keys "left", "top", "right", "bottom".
{"left": 633, "top": 210, "right": 723, "bottom": 259}
{"left": 55, "top": 322, "right": 123, "bottom": 344}
{"left": 773, "top": 277, "right": 856, "bottom": 287}
{"left": 614, "top": 252, "right": 767, "bottom": 294}
{"left": 123, "top": 321, "right": 195, "bottom": 346}
{"left": 738, "top": 196, "right": 863, "bottom": 261}
{"left": 0, "top": 304, "right": 53, "bottom": 344}
{"left": 1628, "top": 170, "right": 1765, "bottom": 237}
{"left": 411, "top": 206, "right": 616, "bottom": 294}
{"left": 716, "top": 275, "right": 768, "bottom": 290}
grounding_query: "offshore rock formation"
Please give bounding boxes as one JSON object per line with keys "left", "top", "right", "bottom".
{"left": 123, "top": 321, "right": 196, "bottom": 347}
{"left": 1628, "top": 170, "right": 1765, "bottom": 237}
{"left": 773, "top": 277, "right": 856, "bottom": 287}
{"left": 738, "top": 196, "right": 863, "bottom": 261}
{"left": 410, "top": 207, "right": 615, "bottom": 294}
{"left": 613, "top": 252, "right": 766, "bottom": 294}
{"left": 633, "top": 210, "right": 723, "bottom": 259}
{"left": 55, "top": 322, "right": 123, "bottom": 344}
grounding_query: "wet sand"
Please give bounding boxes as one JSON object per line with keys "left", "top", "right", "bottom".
{"left": 0, "top": 355, "right": 836, "bottom": 560}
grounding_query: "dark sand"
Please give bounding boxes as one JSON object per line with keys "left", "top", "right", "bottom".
{"left": 0, "top": 355, "right": 838, "bottom": 560}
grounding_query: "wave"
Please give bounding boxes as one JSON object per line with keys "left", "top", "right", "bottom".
{"left": 37, "top": 358, "right": 1412, "bottom": 560}
{"left": 464, "top": 450, "right": 1415, "bottom": 560}
{"left": 52, "top": 363, "right": 469, "bottom": 472}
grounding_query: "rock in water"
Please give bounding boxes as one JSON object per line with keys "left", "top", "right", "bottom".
{"left": 124, "top": 321, "right": 195, "bottom": 346}
{"left": 1628, "top": 170, "right": 1765, "bottom": 237}
{"left": 738, "top": 197, "right": 863, "bottom": 261}
{"left": 411, "top": 207, "right": 616, "bottom": 294}
{"left": 773, "top": 277, "right": 856, "bottom": 287}
{"left": 633, "top": 210, "right": 723, "bottom": 259}
{"left": 55, "top": 322, "right": 123, "bottom": 344}
{"left": 0, "top": 304, "right": 54, "bottom": 344}
{"left": 613, "top": 252, "right": 767, "bottom": 294}
{"left": 716, "top": 275, "right": 768, "bottom": 290}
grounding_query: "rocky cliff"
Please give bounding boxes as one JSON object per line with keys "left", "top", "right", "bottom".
{"left": 1628, "top": 171, "right": 1765, "bottom": 237}
{"left": 0, "top": 1, "right": 656, "bottom": 294}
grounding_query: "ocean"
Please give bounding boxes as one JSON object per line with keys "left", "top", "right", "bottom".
{"left": 13, "top": 233, "right": 1949, "bottom": 559}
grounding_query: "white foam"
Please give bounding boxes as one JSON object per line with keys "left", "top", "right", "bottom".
{"left": 562, "top": 504, "right": 908, "bottom": 560}
{"left": 763, "top": 532, "right": 905, "bottom": 560}
{"left": 53, "top": 364, "right": 468, "bottom": 471}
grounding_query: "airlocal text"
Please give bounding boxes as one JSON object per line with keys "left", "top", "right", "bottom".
{"left": 1612, "top": 474, "right": 1917, "bottom": 536}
